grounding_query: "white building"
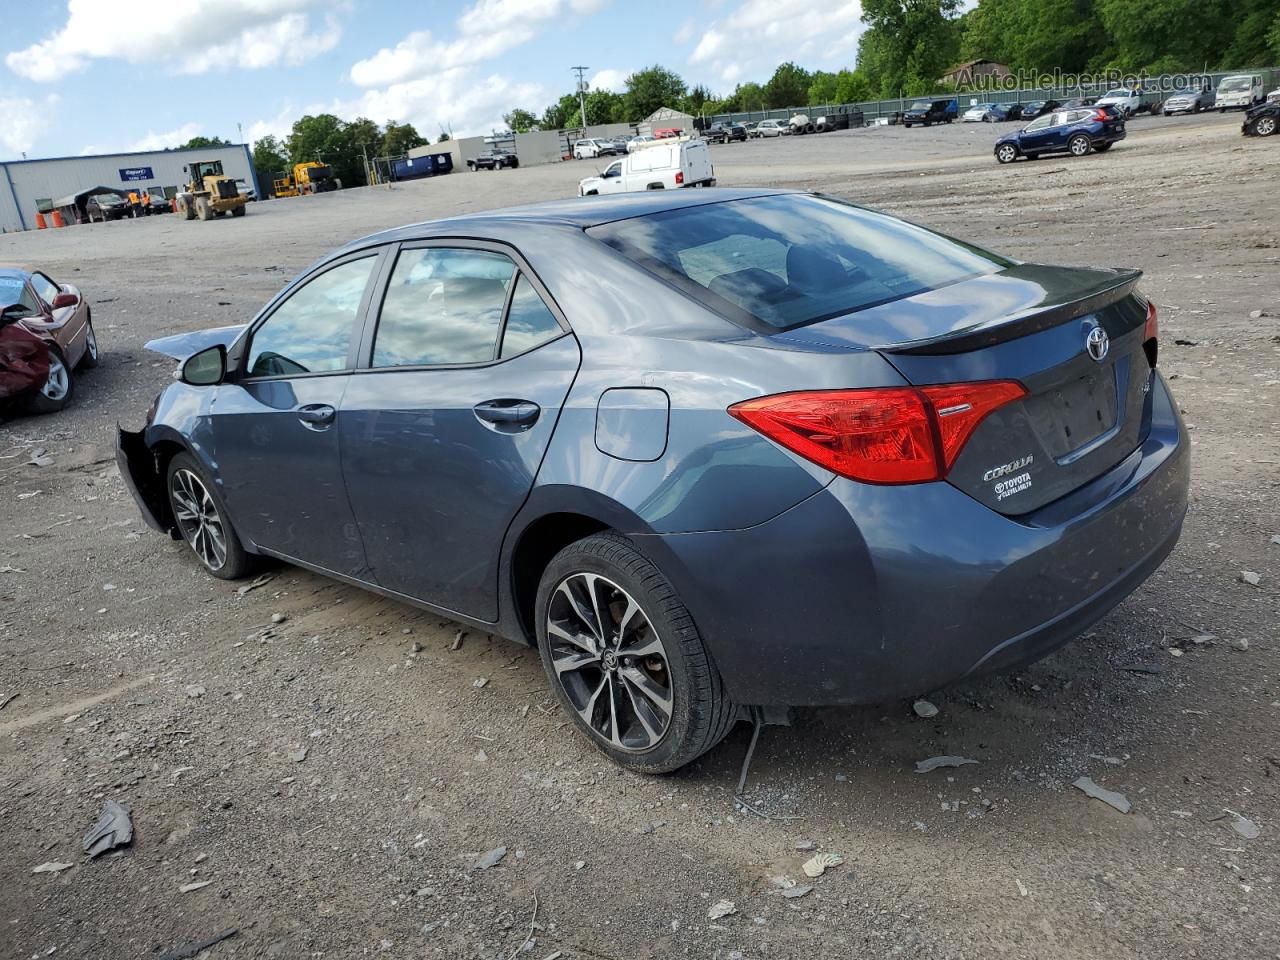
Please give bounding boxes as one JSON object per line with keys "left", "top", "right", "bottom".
{"left": 0, "top": 144, "right": 257, "bottom": 232}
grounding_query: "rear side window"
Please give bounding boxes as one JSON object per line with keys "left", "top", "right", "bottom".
{"left": 500, "top": 275, "right": 562, "bottom": 358}
{"left": 373, "top": 248, "right": 515, "bottom": 366}
{"left": 588, "top": 194, "right": 1012, "bottom": 332}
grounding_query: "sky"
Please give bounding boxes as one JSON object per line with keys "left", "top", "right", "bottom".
{"left": 0, "top": 0, "right": 865, "bottom": 161}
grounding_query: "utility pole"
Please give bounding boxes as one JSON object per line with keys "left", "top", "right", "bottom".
{"left": 572, "top": 65, "right": 589, "bottom": 130}
{"left": 237, "top": 122, "right": 243, "bottom": 144}
{"left": 360, "top": 140, "right": 371, "bottom": 186}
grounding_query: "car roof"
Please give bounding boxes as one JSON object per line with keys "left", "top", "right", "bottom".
{"left": 0, "top": 264, "right": 34, "bottom": 279}
{"left": 346, "top": 188, "right": 798, "bottom": 247}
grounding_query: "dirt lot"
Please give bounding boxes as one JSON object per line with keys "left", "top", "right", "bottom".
{"left": 1, "top": 111, "right": 1277, "bottom": 960}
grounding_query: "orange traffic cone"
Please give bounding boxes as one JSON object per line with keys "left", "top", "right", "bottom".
{"left": 34, "top": 212, "right": 46, "bottom": 229}
{"left": 50, "top": 210, "right": 65, "bottom": 228}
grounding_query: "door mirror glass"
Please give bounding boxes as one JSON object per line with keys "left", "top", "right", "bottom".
{"left": 51, "top": 292, "right": 78, "bottom": 309}
{"left": 181, "top": 344, "right": 226, "bottom": 386}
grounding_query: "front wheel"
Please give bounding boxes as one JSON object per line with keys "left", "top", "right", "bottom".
{"left": 23, "top": 344, "right": 73, "bottom": 414}
{"left": 995, "top": 143, "right": 1018, "bottom": 164}
{"left": 535, "top": 533, "right": 737, "bottom": 773}
{"left": 231, "top": 204, "right": 246, "bottom": 217}
{"left": 166, "top": 453, "right": 255, "bottom": 579}
{"left": 1068, "top": 134, "right": 1093, "bottom": 157}
{"left": 1253, "top": 116, "right": 1278, "bottom": 137}
{"left": 78, "top": 318, "right": 100, "bottom": 369}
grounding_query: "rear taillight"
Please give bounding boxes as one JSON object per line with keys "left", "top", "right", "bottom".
{"left": 728, "top": 381, "right": 1026, "bottom": 485}
{"left": 1143, "top": 299, "right": 1158, "bottom": 367}
{"left": 675, "top": 171, "right": 684, "bottom": 185}
{"left": 1094, "top": 109, "right": 1109, "bottom": 122}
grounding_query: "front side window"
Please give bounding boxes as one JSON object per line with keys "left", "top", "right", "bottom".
{"left": 604, "top": 161, "right": 622, "bottom": 178}
{"left": 246, "top": 256, "right": 376, "bottom": 377}
{"left": 588, "top": 194, "right": 1011, "bottom": 332}
{"left": 31, "top": 273, "right": 59, "bottom": 306}
{"left": 1024, "top": 115, "right": 1053, "bottom": 131}
{"left": 373, "top": 248, "right": 515, "bottom": 367}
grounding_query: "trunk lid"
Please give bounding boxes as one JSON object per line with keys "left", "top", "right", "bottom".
{"left": 778, "top": 264, "right": 1154, "bottom": 515}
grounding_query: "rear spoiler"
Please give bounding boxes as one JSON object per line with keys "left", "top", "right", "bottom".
{"left": 879, "top": 267, "right": 1142, "bottom": 356}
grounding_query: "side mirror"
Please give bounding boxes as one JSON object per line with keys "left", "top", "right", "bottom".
{"left": 1, "top": 303, "right": 28, "bottom": 325}
{"left": 51, "top": 292, "right": 79, "bottom": 310}
{"left": 181, "top": 344, "right": 226, "bottom": 386}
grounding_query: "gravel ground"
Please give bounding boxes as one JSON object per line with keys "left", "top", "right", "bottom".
{"left": 1, "top": 110, "right": 1277, "bottom": 960}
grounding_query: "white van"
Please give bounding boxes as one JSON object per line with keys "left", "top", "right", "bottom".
{"left": 1216, "top": 74, "right": 1263, "bottom": 110}
{"left": 578, "top": 140, "right": 715, "bottom": 196}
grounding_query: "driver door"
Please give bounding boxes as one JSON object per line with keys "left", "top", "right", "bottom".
{"left": 1018, "top": 113, "right": 1058, "bottom": 151}
{"left": 209, "top": 250, "right": 386, "bottom": 577}
{"left": 598, "top": 159, "right": 626, "bottom": 194}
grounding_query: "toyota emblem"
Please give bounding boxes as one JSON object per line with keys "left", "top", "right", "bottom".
{"left": 1086, "top": 326, "right": 1109, "bottom": 362}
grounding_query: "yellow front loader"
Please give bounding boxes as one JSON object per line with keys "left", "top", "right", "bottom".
{"left": 176, "top": 160, "right": 248, "bottom": 221}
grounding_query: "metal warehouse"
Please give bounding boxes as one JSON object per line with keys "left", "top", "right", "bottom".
{"left": 0, "top": 144, "right": 257, "bottom": 233}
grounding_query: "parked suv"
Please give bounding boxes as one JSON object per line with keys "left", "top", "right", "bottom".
{"left": 573, "top": 138, "right": 622, "bottom": 159}
{"left": 995, "top": 107, "right": 1126, "bottom": 163}
{"left": 902, "top": 98, "right": 957, "bottom": 127}
{"left": 704, "top": 123, "right": 747, "bottom": 144}
{"left": 468, "top": 150, "right": 519, "bottom": 171}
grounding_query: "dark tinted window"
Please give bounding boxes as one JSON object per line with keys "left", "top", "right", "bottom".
{"left": 588, "top": 194, "right": 1012, "bottom": 332}
{"left": 373, "top": 248, "right": 514, "bottom": 367}
{"left": 500, "top": 275, "right": 562, "bottom": 358}
{"left": 247, "top": 256, "right": 375, "bottom": 377}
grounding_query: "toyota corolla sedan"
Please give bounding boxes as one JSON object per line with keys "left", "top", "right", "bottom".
{"left": 117, "top": 190, "right": 1188, "bottom": 773}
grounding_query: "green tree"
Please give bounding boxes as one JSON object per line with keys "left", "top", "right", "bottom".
{"left": 585, "top": 88, "right": 626, "bottom": 124}
{"left": 287, "top": 114, "right": 371, "bottom": 188}
{"left": 764, "top": 61, "right": 813, "bottom": 107}
{"left": 623, "top": 65, "right": 687, "bottom": 120}
{"left": 722, "top": 81, "right": 767, "bottom": 112}
{"left": 834, "top": 69, "right": 876, "bottom": 103}
{"left": 251, "top": 135, "right": 288, "bottom": 181}
{"left": 1092, "top": 0, "right": 1231, "bottom": 72}
{"left": 541, "top": 93, "right": 582, "bottom": 129}
{"left": 380, "top": 122, "right": 427, "bottom": 156}
{"left": 503, "top": 108, "right": 540, "bottom": 132}
{"left": 959, "top": 0, "right": 1100, "bottom": 74}
{"left": 177, "top": 135, "right": 231, "bottom": 149}
{"left": 858, "top": 0, "right": 962, "bottom": 97}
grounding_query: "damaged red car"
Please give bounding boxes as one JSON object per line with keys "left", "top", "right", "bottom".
{"left": 0, "top": 264, "right": 99, "bottom": 414}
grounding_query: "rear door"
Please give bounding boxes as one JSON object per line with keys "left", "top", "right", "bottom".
{"left": 338, "top": 241, "right": 581, "bottom": 619}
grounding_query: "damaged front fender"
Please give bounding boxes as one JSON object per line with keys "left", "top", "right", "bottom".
{"left": 115, "top": 427, "right": 176, "bottom": 536}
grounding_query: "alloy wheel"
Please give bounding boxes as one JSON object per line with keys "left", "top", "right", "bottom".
{"left": 1070, "top": 136, "right": 1091, "bottom": 156}
{"left": 41, "top": 352, "right": 69, "bottom": 400}
{"left": 85, "top": 324, "right": 99, "bottom": 361}
{"left": 1256, "top": 116, "right": 1277, "bottom": 136}
{"left": 546, "top": 572, "right": 673, "bottom": 752}
{"left": 170, "top": 468, "right": 227, "bottom": 571}
{"left": 996, "top": 145, "right": 1016, "bottom": 163}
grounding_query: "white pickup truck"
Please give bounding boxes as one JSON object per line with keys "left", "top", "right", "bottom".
{"left": 578, "top": 139, "right": 714, "bottom": 195}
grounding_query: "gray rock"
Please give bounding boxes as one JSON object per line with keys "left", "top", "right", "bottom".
{"left": 915, "top": 756, "right": 978, "bottom": 773}
{"left": 912, "top": 699, "right": 939, "bottom": 718}
{"left": 1072, "top": 776, "right": 1131, "bottom": 814}
{"left": 473, "top": 846, "right": 507, "bottom": 870}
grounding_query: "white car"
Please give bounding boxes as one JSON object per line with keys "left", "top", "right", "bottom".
{"left": 572, "top": 138, "right": 619, "bottom": 159}
{"left": 963, "top": 103, "right": 995, "bottom": 122}
{"left": 753, "top": 119, "right": 788, "bottom": 138}
{"left": 1216, "top": 74, "right": 1263, "bottom": 110}
{"left": 626, "top": 135, "right": 657, "bottom": 153}
{"left": 578, "top": 139, "right": 714, "bottom": 196}
{"left": 1095, "top": 88, "right": 1140, "bottom": 117}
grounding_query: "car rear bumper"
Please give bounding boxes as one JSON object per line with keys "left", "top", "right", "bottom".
{"left": 647, "top": 372, "right": 1188, "bottom": 706}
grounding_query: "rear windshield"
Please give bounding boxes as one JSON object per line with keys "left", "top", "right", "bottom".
{"left": 587, "top": 194, "right": 1012, "bottom": 332}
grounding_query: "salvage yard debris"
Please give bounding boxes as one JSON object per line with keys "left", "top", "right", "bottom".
{"left": 1072, "top": 776, "right": 1132, "bottom": 813}
{"left": 915, "top": 756, "right": 979, "bottom": 773}
{"left": 802, "top": 852, "right": 843, "bottom": 878}
{"left": 707, "top": 899, "right": 737, "bottom": 920}
{"left": 31, "top": 861, "right": 73, "bottom": 874}
{"left": 83, "top": 799, "right": 133, "bottom": 858}
{"left": 157, "top": 928, "right": 238, "bottom": 960}
{"left": 474, "top": 846, "right": 507, "bottom": 870}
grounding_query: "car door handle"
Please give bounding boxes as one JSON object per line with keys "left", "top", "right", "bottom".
{"left": 296, "top": 403, "right": 336, "bottom": 429}
{"left": 473, "top": 399, "right": 540, "bottom": 431}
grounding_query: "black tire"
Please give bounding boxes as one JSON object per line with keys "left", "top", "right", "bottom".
{"left": 1068, "top": 134, "right": 1093, "bottom": 157}
{"left": 78, "top": 316, "right": 100, "bottom": 369}
{"left": 1094, "top": 141, "right": 1113, "bottom": 152}
{"left": 165, "top": 452, "right": 255, "bottom": 580}
{"left": 231, "top": 204, "right": 246, "bottom": 217}
{"left": 22, "top": 344, "right": 73, "bottom": 414}
{"left": 196, "top": 197, "right": 212, "bottom": 221}
{"left": 535, "top": 533, "right": 737, "bottom": 773}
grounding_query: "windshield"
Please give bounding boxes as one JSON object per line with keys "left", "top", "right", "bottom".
{"left": 588, "top": 194, "right": 1012, "bottom": 332}
{"left": 1220, "top": 78, "right": 1251, "bottom": 91}
{"left": 910, "top": 101, "right": 931, "bottom": 110}
{"left": 0, "top": 277, "right": 26, "bottom": 306}
{"left": 1103, "top": 90, "right": 1130, "bottom": 99}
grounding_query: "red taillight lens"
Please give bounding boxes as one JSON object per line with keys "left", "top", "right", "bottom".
{"left": 728, "top": 381, "right": 1026, "bottom": 485}
{"left": 1094, "top": 109, "right": 1109, "bottom": 122}
{"left": 675, "top": 171, "right": 684, "bottom": 184}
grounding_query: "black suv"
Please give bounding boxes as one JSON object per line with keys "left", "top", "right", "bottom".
{"left": 704, "top": 123, "right": 747, "bottom": 144}
{"left": 1243, "top": 100, "right": 1278, "bottom": 137}
{"left": 467, "top": 150, "right": 519, "bottom": 171}
{"left": 902, "top": 99, "right": 957, "bottom": 127}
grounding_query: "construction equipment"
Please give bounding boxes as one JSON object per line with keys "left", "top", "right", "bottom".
{"left": 175, "top": 160, "right": 247, "bottom": 221}
{"left": 272, "top": 162, "right": 340, "bottom": 198}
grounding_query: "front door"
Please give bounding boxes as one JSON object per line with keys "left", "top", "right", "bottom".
{"left": 1018, "top": 112, "right": 1060, "bottom": 151}
{"left": 211, "top": 252, "right": 382, "bottom": 577}
{"left": 339, "top": 243, "right": 581, "bottom": 620}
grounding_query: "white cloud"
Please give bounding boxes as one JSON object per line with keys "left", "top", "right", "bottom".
{"left": 589, "top": 68, "right": 628, "bottom": 92}
{"left": 0, "top": 93, "right": 57, "bottom": 156}
{"left": 5, "top": 0, "right": 344, "bottom": 83}
{"left": 673, "top": 18, "right": 696, "bottom": 44}
{"left": 688, "top": 0, "right": 863, "bottom": 86}
{"left": 350, "top": 0, "right": 610, "bottom": 87}
{"left": 80, "top": 121, "right": 206, "bottom": 156}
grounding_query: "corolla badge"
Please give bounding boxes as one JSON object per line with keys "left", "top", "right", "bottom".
{"left": 1086, "top": 326, "right": 1110, "bottom": 362}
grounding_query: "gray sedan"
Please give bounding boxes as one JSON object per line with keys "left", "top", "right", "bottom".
{"left": 117, "top": 189, "right": 1189, "bottom": 773}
